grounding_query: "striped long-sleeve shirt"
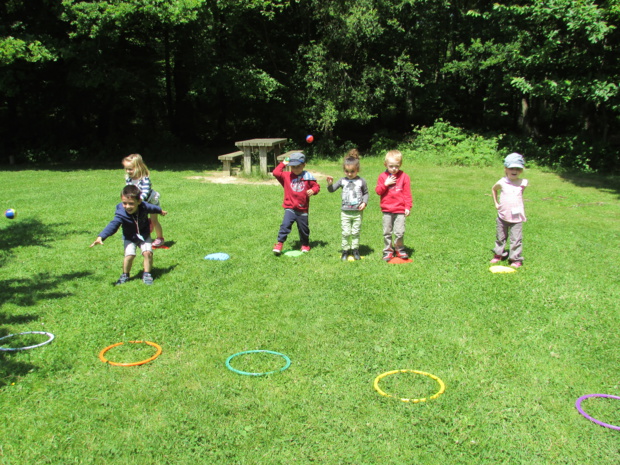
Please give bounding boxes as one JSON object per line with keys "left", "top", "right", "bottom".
{"left": 126, "top": 177, "right": 153, "bottom": 202}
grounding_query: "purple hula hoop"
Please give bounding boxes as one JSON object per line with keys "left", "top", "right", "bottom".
{"left": 575, "top": 394, "right": 620, "bottom": 431}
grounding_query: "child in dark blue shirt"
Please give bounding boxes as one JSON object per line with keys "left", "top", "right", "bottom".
{"left": 91, "top": 185, "right": 168, "bottom": 285}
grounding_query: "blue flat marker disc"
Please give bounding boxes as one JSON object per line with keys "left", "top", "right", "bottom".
{"left": 204, "top": 253, "right": 230, "bottom": 261}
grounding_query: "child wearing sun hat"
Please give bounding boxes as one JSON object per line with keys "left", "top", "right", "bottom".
{"left": 490, "top": 152, "right": 528, "bottom": 268}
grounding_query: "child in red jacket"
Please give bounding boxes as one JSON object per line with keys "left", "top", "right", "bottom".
{"left": 375, "top": 150, "right": 413, "bottom": 261}
{"left": 272, "top": 152, "right": 320, "bottom": 255}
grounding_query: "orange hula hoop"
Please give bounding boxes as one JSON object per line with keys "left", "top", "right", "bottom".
{"left": 98, "top": 340, "right": 162, "bottom": 367}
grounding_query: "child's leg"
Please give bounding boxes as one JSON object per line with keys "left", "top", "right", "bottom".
{"left": 493, "top": 217, "right": 509, "bottom": 257}
{"left": 341, "top": 211, "right": 353, "bottom": 249}
{"left": 277, "top": 209, "right": 297, "bottom": 243}
{"left": 508, "top": 222, "right": 523, "bottom": 263}
{"left": 150, "top": 213, "right": 163, "bottom": 239}
{"left": 382, "top": 213, "right": 394, "bottom": 253}
{"left": 350, "top": 211, "right": 362, "bottom": 250}
{"left": 142, "top": 250, "right": 153, "bottom": 272}
{"left": 393, "top": 214, "right": 406, "bottom": 251}
{"left": 296, "top": 212, "right": 310, "bottom": 246}
{"left": 123, "top": 240, "right": 137, "bottom": 274}
{"left": 123, "top": 255, "right": 135, "bottom": 274}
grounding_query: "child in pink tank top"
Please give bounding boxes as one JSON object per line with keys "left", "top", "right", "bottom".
{"left": 490, "top": 153, "right": 528, "bottom": 268}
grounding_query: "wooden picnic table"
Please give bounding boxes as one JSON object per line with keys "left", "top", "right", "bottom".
{"left": 235, "top": 138, "right": 287, "bottom": 174}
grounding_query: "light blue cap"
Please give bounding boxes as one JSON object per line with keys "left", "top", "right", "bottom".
{"left": 504, "top": 152, "right": 525, "bottom": 169}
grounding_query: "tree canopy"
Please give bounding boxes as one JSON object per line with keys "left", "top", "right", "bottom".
{"left": 1, "top": 0, "right": 618, "bottom": 170}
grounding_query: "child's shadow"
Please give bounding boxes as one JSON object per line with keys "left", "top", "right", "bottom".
{"left": 290, "top": 240, "right": 329, "bottom": 250}
{"left": 112, "top": 265, "right": 177, "bottom": 285}
{"left": 148, "top": 264, "right": 177, "bottom": 280}
{"left": 359, "top": 245, "right": 375, "bottom": 256}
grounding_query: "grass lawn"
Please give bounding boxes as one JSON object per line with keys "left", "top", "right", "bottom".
{"left": 0, "top": 156, "right": 619, "bottom": 464}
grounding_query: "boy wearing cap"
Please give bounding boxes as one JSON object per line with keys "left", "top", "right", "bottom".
{"left": 490, "top": 153, "right": 528, "bottom": 267}
{"left": 272, "top": 152, "right": 320, "bottom": 255}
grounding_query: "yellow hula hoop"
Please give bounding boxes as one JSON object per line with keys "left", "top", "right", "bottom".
{"left": 99, "top": 340, "right": 162, "bottom": 367}
{"left": 373, "top": 369, "right": 446, "bottom": 403}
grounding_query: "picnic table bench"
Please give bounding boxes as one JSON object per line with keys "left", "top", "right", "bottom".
{"left": 235, "top": 138, "right": 287, "bottom": 174}
{"left": 218, "top": 151, "right": 244, "bottom": 175}
{"left": 217, "top": 144, "right": 300, "bottom": 176}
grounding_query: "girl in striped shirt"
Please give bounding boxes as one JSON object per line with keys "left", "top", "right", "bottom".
{"left": 122, "top": 154, "right": 165, "bottom": 247}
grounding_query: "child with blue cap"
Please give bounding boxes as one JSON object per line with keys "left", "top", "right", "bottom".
{"left": 490, "top": 152, "right": 528, "bottom": 267}
{"left": 272, "top": 152, "right": 320, "bottom": 254}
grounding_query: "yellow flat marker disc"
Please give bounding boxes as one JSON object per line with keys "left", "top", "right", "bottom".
{"left": 489, "top": 265, "right": 517, "bottom": 273}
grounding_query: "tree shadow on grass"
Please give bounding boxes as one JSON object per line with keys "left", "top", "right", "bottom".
{"left": 0, "top": 271, "right": 92, "bottom": 308}
{"left": 0, "top": 272, "right": 91, "bottom": 387}
{"left": 0, "top": 312, "right": 39, "bottom": 325}
{"left": 559, "top": 172, "right": 620, "bottom": 199}
{"left": 0, "top": 218, "right": 55, "bottom": 251}
{"left": 0, "top": 351, "right": 37, "bottom": 388}
{"left": 0, "top": 219, "right": 91, "bottom": 269}
{"left": 0, "top": 314, "right": 41, "bottom": 388}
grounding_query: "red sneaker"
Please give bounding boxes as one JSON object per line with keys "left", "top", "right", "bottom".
{"left": 382, "top": 251, "right": 394, "bottom": 261}
{"left": 490, "top": 255, "right": 502, "bottom": 264}
{"left": 272, "top": 242, "right": 283, "bottom": 255}
{"left": 510, "top": 261, "right": 522, "bottom": 268}
{"left": 301, "top": 245, "right": 311, "bottom": 253}
{"left": 395, "top": 249, "right": 409, "bottom": 259}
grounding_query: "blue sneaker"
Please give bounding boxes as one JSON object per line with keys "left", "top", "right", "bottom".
{"left": 115, "top": 273, "right": 129, "bottom": 285}
{"left": 143, "top": 272, "right": 154, "bottom": 285}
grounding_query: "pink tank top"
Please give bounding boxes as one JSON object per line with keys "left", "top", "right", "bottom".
{"left": 496, "top": 177, "right": 528, "bottom": 223}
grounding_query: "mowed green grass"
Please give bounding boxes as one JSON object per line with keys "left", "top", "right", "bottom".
{"left": 0, "top": 157, "right": 618, "bottom": 464}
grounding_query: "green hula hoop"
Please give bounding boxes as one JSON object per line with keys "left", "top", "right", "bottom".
{"left": 374, "top": 369, "right": 446, "bottom": 403}
{"left": 226, "top": 350, "right": 291, "bottom": 376}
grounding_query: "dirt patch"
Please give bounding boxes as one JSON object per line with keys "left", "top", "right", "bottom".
{"left": 187, "top": 170, "right": 330, "bottom": 185}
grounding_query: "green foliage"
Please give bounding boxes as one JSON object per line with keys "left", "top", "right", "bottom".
{"left": 0, "top": 36, "right": 56, "bottom": 65}
{"left": 407, "top": 120, "right": 501, "bottom": 167}
{"left": 499, "top": 132, "right": 619, "bottom": 173}
{"left": 61, "top": 0, "right": 204, "bottom": 38}
{"left": 1, "top": 0, "right": 620, "bottom": 173}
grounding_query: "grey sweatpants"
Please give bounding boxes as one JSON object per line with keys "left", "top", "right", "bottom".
{"left": 382, "top": 212, "right": 406, "bottom": 253}
{"left": 493, "top": 217, "right": 523, "bottom": 263}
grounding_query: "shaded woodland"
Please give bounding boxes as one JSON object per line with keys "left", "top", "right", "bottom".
{"left": 1, "top": 0, "right": 619, "bottom": 170}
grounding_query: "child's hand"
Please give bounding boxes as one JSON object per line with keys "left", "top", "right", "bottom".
{"left": 384, "top": 175, "right": 397, "bottom": 187}
{"left": 306, "top": 189, "right": 315, "bottom": 196}
{"left": 90, "top": 237, "right": 104, "bottom": 247}
{"left": 405, "top": 209, "right": 410, "bottom": 217}
{"left": 282, "top": 158, "right": 290, "bottom": 166}
{"left": 160, "top": 210, "right": 168, "bottom": 216}
{"left": 358, "top": 202, "right": 367, "bottom": 211}
{"left": 326, "top": 176, "right": 334, "bottom": 185}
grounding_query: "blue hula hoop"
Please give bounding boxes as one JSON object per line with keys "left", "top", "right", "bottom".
{"left": 0, "top": 331, "right": 55, "bottom": 351}
{"left": 226, "top": 350, "right": 291, "bottom": 376}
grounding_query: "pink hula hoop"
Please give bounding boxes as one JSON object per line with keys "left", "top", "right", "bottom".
{"left": 575, "top": 394, "right": 620, "bottom": 431}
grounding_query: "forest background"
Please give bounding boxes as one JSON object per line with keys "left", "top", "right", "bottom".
{"left": 1, "top": 0, "right": 619, "bottom": 172}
